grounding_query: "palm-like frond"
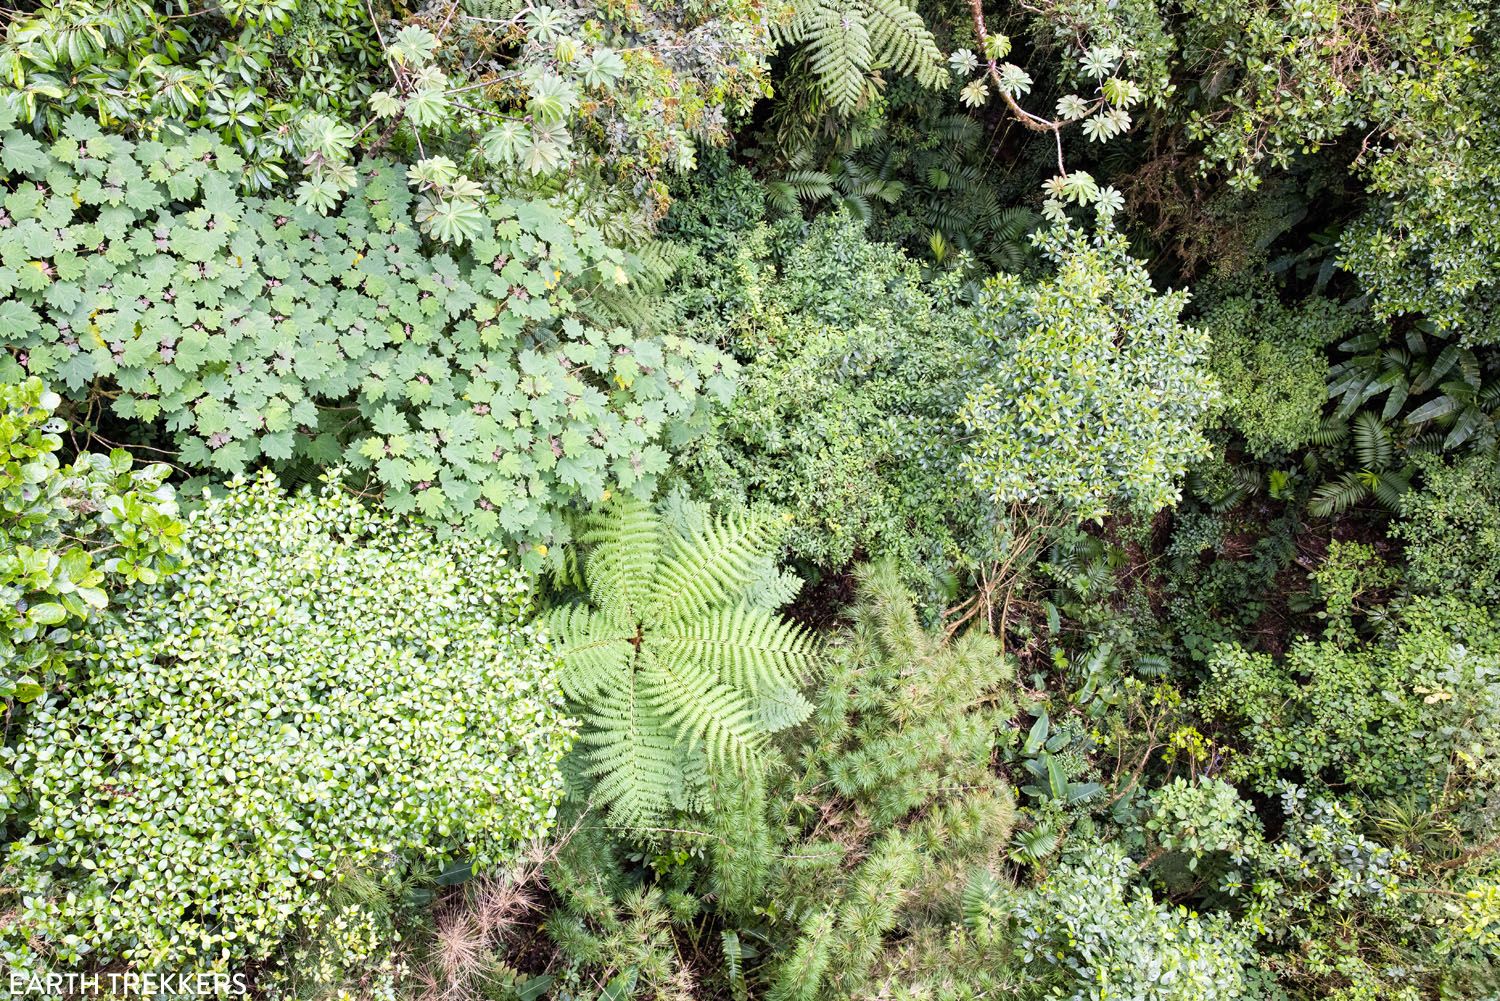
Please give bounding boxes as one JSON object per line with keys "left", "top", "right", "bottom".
{"left": 582, "top": 497, "right": 661, "bottom": 625}
{"left": 579, "top": 671, "right": 683, "bottom": 825}
{"left": 772, "top": 0, "right": 946, "bottom": 114}
{"left": 648, "top": 510, "right": 785, "bottom": 624}
{"left": 656, "top": 605, "right": 815, "bottom": 694}
{"left": 552, "top": 497, "right": 817, "bottom": 826}
{"left": 545, "top": 604, "right": 634, "bottom": 701}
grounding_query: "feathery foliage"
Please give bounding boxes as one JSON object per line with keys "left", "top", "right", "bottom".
{"left": 772, "top": 0, "right": 949, "bottom": 113}
{"left": 547, "top": 495, "right": 816, "bottom": 826}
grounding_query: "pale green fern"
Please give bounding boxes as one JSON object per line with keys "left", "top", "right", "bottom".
{"left": 772, "top": 0, "right": 949, "bottom": 112}
{"left": 548, "top": 497, "right": 816, "bottom": 826}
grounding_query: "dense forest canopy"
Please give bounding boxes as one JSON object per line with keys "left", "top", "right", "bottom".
{"left": 2, "top": 0, "right": 1499, "bottom": 998}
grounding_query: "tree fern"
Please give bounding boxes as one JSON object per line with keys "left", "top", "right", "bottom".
{"left": 772, "top": 0, "right": 948, "bottom": 113}
{"left": 547, "top": 496, "right": 817, "bottom": 826}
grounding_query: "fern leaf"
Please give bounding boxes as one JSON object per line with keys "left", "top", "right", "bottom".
{"left": 1309, "top": 471, "right": 1370, "bottom": 516}
{"left": 649, "top": 509, "right": 783, "bottom": 624}
{"left": 639, "top": 650, "right": 763, "bottom": 773}
{"left": 583, "top": 496, "right": 662, "bottom": 625}
{"left": 806, "top": 8, "right": 872, "bottom": 112}
{"left": 722, "top": 930, "right": 748, "bottom": 1001}
{"left": 1351, "top": 411, "right": 1393, "bottom": 469}
{"left": 546, "top": 604, "right": 635, "bottom": 701}
{"left": 1371, "top": 469, "right": 1413, "bottom": 511}
{"left": 580, "top": 670, "right": 683, "bottom": 826}
{"left": 860, "top": 0, "right": 947, "bottom": 87}
{"left": 656, "top": 605, "right": 815, "bottom": 695}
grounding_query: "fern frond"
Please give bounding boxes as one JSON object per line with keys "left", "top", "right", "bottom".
{"left": 641, "top": 650, "right": 763, "bottom": 773}
{"left": 546, "top": 604, "right": 634, "bottom": 701}
{"left": 580, "top": 671, "right": 683, "bottom": 826}
{"left": 656, "top": 604, "right": 816, "bottom": 696}
{"left": 805, "top": 8, "right": 872, "bottom": 111}
{"left": 774, "top": 0, "right": 944, "bottom": 115}
{"left": 753, "top": 684, "right": 817, "bottom": 731}
{"left": 1309, "top": 471, "right": 1370, "bottom": 517}
{"left": 1307, "top": 414, "right": 1350, "bottom": 447}
{"left": 861, "top": 0, "right": 948, "bottom": 88}
{"left": 567, "top": 499, "right": 815, "bottom": 826}
{"left": 649, "top": 510, "right": 784, "bottom": 624}
{"left": 1371, "top": 468, "right": 1412, "bottom": 511}
{"left": 583, "top": 496, "right": 662, "bottom": 624}
{"left": 1351, "top": 411, "right": 1393, "bottom": 469}
{"left": 961, "top": 868, "right": 1007, "bottom": 945}
{"left": 722, "top": 930, "right": 748, "bottom": 1001}
{"left": 765, "top": 169, "right": 835, "bottom": 213}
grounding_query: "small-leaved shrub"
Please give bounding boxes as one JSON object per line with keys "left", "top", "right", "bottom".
{"left": 681, "top": 213, "right": 998, "bottom": 594}
{"left": 1201, "top": 287, "right": 1352, "bottom": 457}
{"left": 0, "top": 376, "right": 185, "bottom": 706}
{"left": 1394, "top": 454, "right": 1500, "bottom": 604}
{"left": 996, "top": 843, "right": 1254, "bottom": 1001}
{"left": 2, "top": 471, "right": 574, "bottom": 974}
{"left": 961, "top": 222, "right": 1217, "bottom": 520}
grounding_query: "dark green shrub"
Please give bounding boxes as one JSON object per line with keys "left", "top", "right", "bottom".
{"left": 681, "top": 213, "right": 997, "bottom": 595}
{"left": 1394, "top": 454, "right": 1500, "bottom": 604}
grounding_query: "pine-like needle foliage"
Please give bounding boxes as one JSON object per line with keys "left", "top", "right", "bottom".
{"left": 547, "top": 497, "right": 817, "bottom": 827}
{"left": 734, "top": 560, "right": 1019, "bottom": 999}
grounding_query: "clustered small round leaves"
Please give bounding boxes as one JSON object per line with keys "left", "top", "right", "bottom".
{"left": 2, "top": 470, "right": 576, "bottom": 974}
{"left": 960, "top": 221, "right": 1218, "bottom": 521}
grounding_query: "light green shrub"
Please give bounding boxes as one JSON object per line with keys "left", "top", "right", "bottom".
{"left": 1, "top": 471, "right": 574, "bottom": 974}
{"left": 1201, "top": 288, "right": 1353, "bottom": 456}
{"left": 961, "top": 222, "right": 1218, "bottom": 521}
{"left": 0, "top": 376, "right": 185, "bottom": 706}
{"left": 1200, "top": 598, "right": 1500, "bottom": 796}
{"left": 1000, "top": 843, "right": 1254, "bottom": 1001}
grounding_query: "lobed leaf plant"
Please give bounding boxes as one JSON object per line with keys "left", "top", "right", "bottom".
{"left": 0, "top": 110, "right": 734, "bottom": 557}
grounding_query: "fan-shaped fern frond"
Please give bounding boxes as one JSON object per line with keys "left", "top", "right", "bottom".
{"left": 649, "top": 509, "right": 786, "bottom": 623}
{"left": 1308, "top": 414, "right": 1350, "bottom": 447}
{"left": 1351, "top": 411, "right": 1394, "bottom": 469}
{"left": 765, "top": 169, "right": 835, "bottom": 214}
{"left": 805, "top": 8, "right": 872, "bottom": 111}
{"left": 657, "top": 605, "right": 814, "bottom": 694}
{"left": 641, "top": 650, "right": 763, "bottom": 773}
{"left": 863, "top": 0, "right": 946, "bottom": 86}
{"left": 1370, "top": 468, "right": 1413, "bottom": 511}
{"left": 772, "top": 0, "right": 947, "bottom": 113}
{"left": 545, "top": 604, "right": 634, "bottom": 701}
{"left": 579, "top": 673, "right": 683, "bottom": 825}
{"left": 583, "top": 498, "right": 662, "bottom": 625}
{"left": 552, "top": 498, "right": 818, "bottom": 827}
{"left": 1309, "top": 471, "right": 1371, "bottom": 517}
